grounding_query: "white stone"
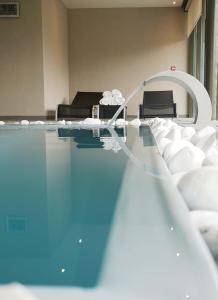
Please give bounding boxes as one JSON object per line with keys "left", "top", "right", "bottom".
{"left": 165, "top": 127, "right": 182, "bottom": 141}
{"left": 171, "top": 172, "right": 187, "bottom": 186}
{"left": 115, "top": 119, "right": 128, "bottom": 126}
{"left": 83, "top": 118, "right": 101, "bottom": 125}
{"left": 163, "top": 140, "right": 192, "bottom": 162}
{"left": 151, "top": 118, "right": 166, "bottom": 130}
{"left": 152, "top": 125, "right": 165, "bottom": 137}
{"left": 107, "top": 119, "right": 116, "bottom": 126}
{"left": 142, "top": 119, "right": 153, "bottom": 126}
{"left": 0, "top": 283, "right": 39, "bottom": 300}
{"left": 191, "top": 126, "right": 216, "bottom": 145}
{"left": 182, "top": 126, "right": 196, "bottom": 140}
{"left": 155, "top": 128, "right": 170, "bottom": 142}
{"left": 58, "top": 120, "right": 66, "bottom": 125}
{"left": 168, "top": 146, "right": 205, "bottom": 174}
{"left": 190, "top": 210, "right": 218, "bottom": 260}
{"left": 129, "top": 118, "right": 141, "bottom": 127}
{"left": 21, "top": 120, "right": 29, "bottom": 125}
{"left": 203, "top": 154, "right": 218, "bottom": 166}
{"left": 178, "top": 167, "right": 218, "bottom": 211}
{"left": 157, "top": 138, "right": 171, "bottom": 155}
{"left": 164, "top": 119, "right": 174, "bottom": 129}
{"left": 195, "top": 133, "right": 216, "bottom": 151}
{"left": 31, "top": 121, "right": 45, "bottom": 125}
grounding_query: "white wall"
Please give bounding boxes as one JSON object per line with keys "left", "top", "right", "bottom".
{"left": 0, "top": 3, "right": 188, "bottom": 117}
{"left": 0, "top": 0, "right": 45, "bottom": 116}
{"left": 0, "top": 0, "right": 69, "bottom": 117}
{"left": 68, "top": 8, "right": 188, "bottom": 116}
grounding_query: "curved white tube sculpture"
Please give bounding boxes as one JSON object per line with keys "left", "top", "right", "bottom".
{"left": 109, "top": 71, "right": 212, "bottom": 125}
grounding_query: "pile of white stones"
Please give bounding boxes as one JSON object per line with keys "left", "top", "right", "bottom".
{"left": 0, "top": 118, "right": 142, "bottom": 127}
{"left": 147, "top": 118, "right": 218, "bottom": 261}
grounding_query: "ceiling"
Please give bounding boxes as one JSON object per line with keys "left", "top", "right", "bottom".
{"left": 62, "top": 0, "right": 184, "bottom": 9}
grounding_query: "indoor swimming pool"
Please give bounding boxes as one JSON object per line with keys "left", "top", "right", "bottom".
{"left": 0, "top": 124, "right": 218, "bottom": 300}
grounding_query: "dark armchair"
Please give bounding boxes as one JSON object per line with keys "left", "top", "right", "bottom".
{"left": 57, "top": 91, "right": 126, "bottom": 120}
{"left": 57, "top": 92, "right": 102, "bottom": 119}
{"left": 139, "top": 90, "right": 177, "bottom": 119}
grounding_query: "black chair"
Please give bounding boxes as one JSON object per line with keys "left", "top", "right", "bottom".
{"left": 57, "top": 92, "right": 102, "bottom": 119}
{"left": 57, "top": 92, "right": 126, "bottom": 119}
{"left": 139, "top": 90, "right": 177, "bottom": 119}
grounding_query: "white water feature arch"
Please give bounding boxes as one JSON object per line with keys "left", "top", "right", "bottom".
{"left": 109, "top": 70, "right": 212, "bottom": 126}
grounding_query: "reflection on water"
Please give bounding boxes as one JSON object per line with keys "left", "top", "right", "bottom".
{"left": 58, "top": 128, "right": 129, "bottom": 153}
{"left": 0, "top": 126, "right": 152, "bottom": 287}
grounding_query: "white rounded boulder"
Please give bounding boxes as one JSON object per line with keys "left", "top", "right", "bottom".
{"left": 167, "top": 145, "right": 205, "bottom": 174}
{"left": 190, "top": 210, "right": 218, "bottom": 260}
{"left": 165, "top": 126, "right": 182, "bottom": 141}
{"left": 155, "top": 128, "right": 170, "bottom": 143}
{"left": 157, "top": 138, "right": 171, "bottom": 155}
{"left": 171, "top": 172, "right": 187, "bottom": 186}
{"left": 21, "top": 120, "right": 30, "bottom": 125}
{"left": 191, "top": 126, "right": 216, "bottom": 145}
{"left": 129, "top": 118, "right": 141, "bottom": 127}
{"left": 182, "top": 126, "right": 196, "bottom": 141}
{"left": 178, "top": 167, "right": 218, "bottom": 211}
{"left": 203, "top": 154, "right": 218, "bottom": 166}
{"left": 116, "top": 119, "right": 128, "bottom": 126}
{"left": 163, "top": 140, "right": 193, "bottom": 162}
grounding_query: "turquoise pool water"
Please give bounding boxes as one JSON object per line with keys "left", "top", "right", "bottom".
{"left": 1, "top": 125, "right": 218, "bottom": 300}
{"left": 0, "top": 126, "right": 155, "bottom": 287}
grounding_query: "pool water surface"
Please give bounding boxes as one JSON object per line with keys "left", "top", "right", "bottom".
{"left": 0, "top": 126, "right": 154, "bottom": 287}
{"left": 0, "top": 125, "right": 218, "bottom": 300}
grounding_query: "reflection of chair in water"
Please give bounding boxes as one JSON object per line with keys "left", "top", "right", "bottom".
{"left": 58, "top": 128, "right": 127, "bottom": 149}
{"left": 58, "top": 129, "right": 104, "bottom": 148}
